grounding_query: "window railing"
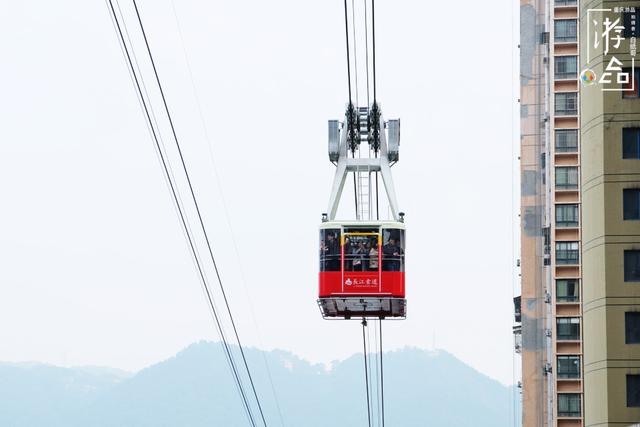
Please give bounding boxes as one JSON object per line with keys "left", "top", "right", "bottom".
{"left": 557, "top": 294, "right": 579, "bottom": 302}
{"left": 557, "top": 328, "right": 580, "bottom": 340}
{"left": 555, "top": 70, "right": 578, "bottom": 79}
{"left": 555, "top": 106, "right": 578, "bottom": 116}
{"left": 556, "top": 182, "right": 578, "bottom": 190}
{"left": 556, "top": 143, "right": 578, "bottom": 152}
{"left": 558, "top": 407, "right": 581, "bottom": 417}
{"left": 556, "top": 167, "right": 579, "bottom": 190}
{"left": 555, "top": 132, "right": 578, "bottom": 152}
{"left": 557, "top": 356, "right": 580, "bottom": 379}
{"left": 556, "top": 249, "right": 579, "bottom": 265}
{"left": 558, "top": 393, "right": 582, "bottom": 417}
{"left": 555, "top": 33, "right": 577, "bottom": 43}
{"left": 557, "top": 279, "right": 580, "bottom": 302}
{"left": 557, "top": 318, "right": 580, "bottom": 340}
{"left": 557, "top": 369, "right": 580, "bottom": 379}
{"left": 556, "top": 218, "right": 578, "bottom": 227}
{"left": 555, "top": 93, "right": 578, "bottom": 116}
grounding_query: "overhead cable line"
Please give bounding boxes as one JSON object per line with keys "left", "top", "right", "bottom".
{"left": 363, "top": 0, "right": 380, "bottom": 221}
{"left": 371, "top": 0, "right": 377, "bottom": 104}
{"left": 104, "top": 2, "right": 256, "bottom": 425}
{"left": 343, "top": 0, "right": 353, "bottom": 105}
{"left": 362, "top": 319, "right": 373, "bottom": 427}
{"left": 167, "top": 2, "right": 285, "bottom": 425}
{"left": 351, "top": 0, "right": 359, "bottom": 107}
{"left": 363, "top": 0, "right": 370, "bottom": 109}
{"left": 379, "top": 319, "right": 385, "bottom": 427}
{"left": 130, "top": 2, "right": 268, "bottom": 425}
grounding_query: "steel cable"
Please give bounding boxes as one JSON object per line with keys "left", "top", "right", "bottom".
{"left": 105, "top": 1, "right": 256, "bottom": 424}
{"left": 130, "top": 1, "right": 268, "bottom": 425}
{"left": 168, "top": 3, "right": 285, "bottom": 424}
{"left": 362, "top": 319, "right": 373, "bottom": 427}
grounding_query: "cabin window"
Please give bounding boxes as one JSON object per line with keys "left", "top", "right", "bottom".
{"left": 342, "top": 232, "right": 381, "bottom": 272}
{"left": 319, "top": 229, "right": 341, "bottom": 272}
{"left": 382, "top": 229, "right": 405, "bottom": 272}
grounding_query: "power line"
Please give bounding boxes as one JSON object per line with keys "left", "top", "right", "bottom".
{"left": 130, "top": 2, "right": 268, "bottom": 425}
{"left": 104, "top": 1, "right": 256, "bottom": 425}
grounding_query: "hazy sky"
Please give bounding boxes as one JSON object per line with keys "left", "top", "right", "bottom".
{"left": 0, "top": 0, "right": 520, "bottom": 385}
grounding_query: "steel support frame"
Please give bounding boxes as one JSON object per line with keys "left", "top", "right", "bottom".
{"left": 326, "top": 113, "right": 400, "bottom": 221}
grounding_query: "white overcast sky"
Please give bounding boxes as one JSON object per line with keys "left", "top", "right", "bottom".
{"left": 0, "top": 1, "right": 520, "bottom": 385}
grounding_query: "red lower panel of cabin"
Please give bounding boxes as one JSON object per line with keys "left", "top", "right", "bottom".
{"left": 318, "top": 271, "right": 405, "bottom": 298}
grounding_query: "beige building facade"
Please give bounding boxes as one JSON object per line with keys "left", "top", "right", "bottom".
{"left": 580, "top": 3, "right": 640, "bottom": 426}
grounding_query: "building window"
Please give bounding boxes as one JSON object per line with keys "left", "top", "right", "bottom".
{"left": 625, "top": 250, "right": 640, "bottom": 282}
{"left": 626, "top": 312, "right": 640, "bottom": 344}
{"left": 557, "top": 317, "right": 580, "bottom": 341}
{"left": 623, "top": 10, "right": 640, "bottom": 37}
{"left": 628, "top": 375, "right": 640, "bottom": 407}
{"left": 558, "top": 393, "right": 581, "bottom": 417}
{"left": 556, "top": 166, "right": 579, "bottom": 189}
{"left": 556, "top": 204, "right": 579, "bottom": 227}
{"left": 556, "top": 242, "right": 579, "bottom": 265}
{"left": 622, "top": 69, "right": 640, "bottom": 98}
{"left": 624, "top": 189, "right": 640, "bottom": 220}
{"left": 556, "top": 129, "right": 578, "bottom": 152}
{"left": 555, "top": 19, "right": 577, "bottom": 42}
{"left": 623, "top": 128, "right": 640, "bottom": 158}
{"left": 557, "top": 279, "right": 579, "bottom": 302}
{"left": 556, "top": 0, "right": 577, "bottom": 5}
{"left": 555, "top": 56, "right": 578, "bottom": 79}
{"left": 555, "top": 93, "right": 578, "bottom": 115}
{"left": 557, "top": 356, "right": 580, "bottom": 379}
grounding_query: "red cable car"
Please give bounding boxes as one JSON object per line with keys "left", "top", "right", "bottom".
{"left": 318, "top": 220, "right": 406, "bottom": 319}
{"left": 318, "top": 101, "right": 405, "bottom": 319}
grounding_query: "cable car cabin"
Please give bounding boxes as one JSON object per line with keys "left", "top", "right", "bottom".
{"left": 318, "top": 221, "right": 406, "bottom": 319}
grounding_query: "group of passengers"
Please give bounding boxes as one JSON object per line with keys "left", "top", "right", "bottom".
{"left": 320, "top": 232, "right": 404, "bottom": 272}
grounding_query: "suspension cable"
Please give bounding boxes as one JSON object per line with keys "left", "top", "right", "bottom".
{"left": 343, "top": 0, "right": 353, "bottom": 106}
{"left": 168, "top": 2, "right": 285, "bottom": 425}
{"left": 372, "top": 316, "right": 380, "bottom": 423}
{"left": 363, "top": 0, "right": 370, "bottom": 109}
{"left": 351, "top": 0, "right": 359, "bottom": 107}
{"left": 371, "top": 0, "right": 377, "bottom": 104}
{"left": 362, "top": 319, "right": 372, "bottom": 427}
{"left": 379, "top": 319, "right": 385, "bottom": 427}
{"left": 105, "top": 1, "right": 255, "bottom": 424}
{"left": 371, "top": 0, "right": 380, "bottom": 220}
{"left": 353, "top": 173, "right": 359, "bottom": 219}
{"left": 130, "top": 2, "right": 268, "bottom": 425}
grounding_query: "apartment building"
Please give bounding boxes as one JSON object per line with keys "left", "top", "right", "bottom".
{"left": 518, "top": 0, "right": 584, "bottom": 426}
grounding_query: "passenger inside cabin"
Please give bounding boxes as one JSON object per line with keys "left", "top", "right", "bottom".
{"left": 382, "top": 237, "right": 403, "bottom": 271}
{"left": 321, "top": 231, "right": 340, "bottom": 271}
{"left": 351, "top": 241, "right": 367, "bottom": 271}
{"left": 369, "top": 240, "right": 379, "bottom": 270}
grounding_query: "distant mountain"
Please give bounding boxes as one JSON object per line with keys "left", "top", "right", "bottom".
{"left": 0, "top": 343, "right": 520, "bottom": 426}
